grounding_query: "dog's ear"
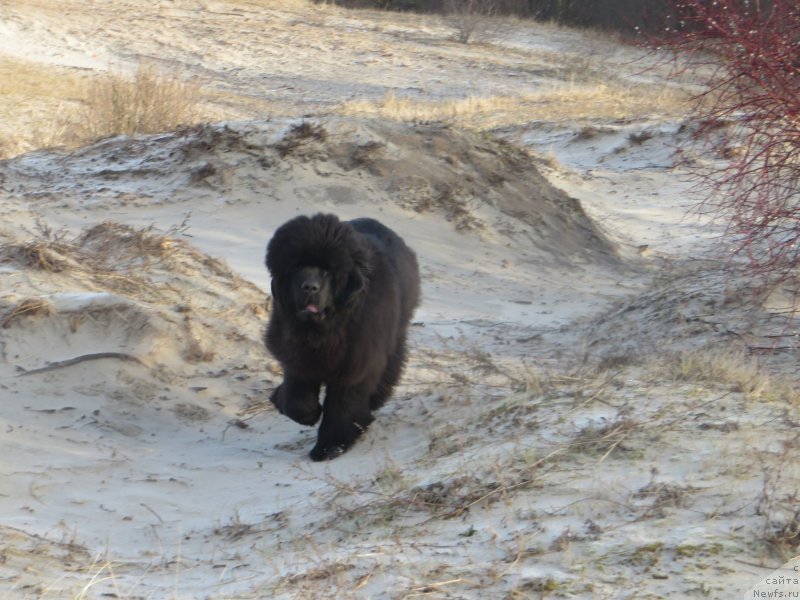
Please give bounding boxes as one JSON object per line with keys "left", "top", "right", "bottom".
{"left": 338, "top": 269, "right": 366, "bottom": 308}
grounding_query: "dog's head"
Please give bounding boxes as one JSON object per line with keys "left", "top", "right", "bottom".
{"left": 266, "top": 214, "right": 369, "bottom": 326}
{"left": 287, "top": 265, "right": 334, "bottom": 324}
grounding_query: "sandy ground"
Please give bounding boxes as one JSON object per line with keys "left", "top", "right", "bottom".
{"left": 1, "top": 2, "right": 799, "bottom": 599}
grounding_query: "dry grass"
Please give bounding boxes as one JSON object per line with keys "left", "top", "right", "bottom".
{"left": 337, "top": 83, "right": 690, "bottom": 129}
{"left": 0, "top": 3, "right": 691, "bottom": 158}
{"left": 0, "top": 56, "right": 86, "bottom": 101}
{"left": 3, "top": 240, "right": 74, "bottom": 273}
{"left": 78, "top": 62, "right": 202, "bottom": 140}
{"left": 1, "top": 297, "right": 54, "bottom": 329}
{"left": 648, "top": 348, "right": 799, "bottom": 404}
{"left": 1, "top": 221, "right": 195, "bottom": 304}
{"left": 3, "top": 222, "right": 172, "bottom": 271}
{"left": 572, "top": 416, "right": 640, "bottom": 459}
{"left": 0, "top": 58, "right": 209, "bottom": 157}
{"left": 0, "top": 56, "right": 88, "bottom": 156}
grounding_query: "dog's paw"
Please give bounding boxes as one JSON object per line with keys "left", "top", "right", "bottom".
{"left": 309, "top": 443, "right": 346, "bottom": 462}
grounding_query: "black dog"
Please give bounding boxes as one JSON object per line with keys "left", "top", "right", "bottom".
{"left": 265, "top": 214, "right": 420, "bottom": 460}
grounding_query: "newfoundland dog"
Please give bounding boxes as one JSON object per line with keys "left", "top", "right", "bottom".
{"left": 265, "top": 213, "right": 420, "bottom": 461}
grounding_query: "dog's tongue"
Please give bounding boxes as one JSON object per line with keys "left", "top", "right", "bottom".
{"left": 305, "top": 304, "right": 320, "bottom": 314}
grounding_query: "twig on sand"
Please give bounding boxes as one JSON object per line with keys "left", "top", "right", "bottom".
{"left": 16, "top": 352, "right": 145, "bottom": 376}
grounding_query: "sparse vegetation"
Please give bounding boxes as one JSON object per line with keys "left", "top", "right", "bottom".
{"left": 274, "top": 121, "right": 328, "bottom": 158}
{"left": 0, "top": 56, "right": 88, "bottom": 156}
{"left": 572, "top": 416, "right": 639, "bottom": 458}
{"left": 0, "top": 59, "right": 206, "bottom": 157}
{"left": 78, "top": 62, "right": 202, "bottom": 140}
{"left": 185, "top": 333, "right": 800, "bottom": 597}
{"left": 1, "top": 297, "right": 54, "bottom": 329}
{"left": 648, "top": 348, "right": 798, "bottom": 404}
{"left": 338, "top": 84, "right": 688, "bottom": 129}
{"left": 2, "top": 222, "right": 179, "bottom": 298}
{"left": 0, "top": 219, "right": 263, "bottom": 315}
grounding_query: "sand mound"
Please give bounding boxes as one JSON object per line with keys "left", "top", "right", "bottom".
{"left": 1, "top": 221, "right": 268, "bottom": 377}
{"left": 0, "top": 221, "right": 285, "bottom": 596}
{"left": 0, "top": 117, "right": 621, "bottom": 267}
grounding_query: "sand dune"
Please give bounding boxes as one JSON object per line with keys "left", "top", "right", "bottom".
{"left": 0, "top": 2, "right": 798, "bottom": 598}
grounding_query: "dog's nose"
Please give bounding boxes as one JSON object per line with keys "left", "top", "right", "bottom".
{"left": 302, "top": 280, "right": 320, "bottom": 294}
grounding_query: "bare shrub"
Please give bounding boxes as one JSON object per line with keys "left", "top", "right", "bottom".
{"left": 445, "top": 0, "right": 495, "bottom": 43}
{"left": 79, "top": 61, "right": 202, "bottom": 139}
{"left": 663, "top": 1, "right": 800, "bottom": 307}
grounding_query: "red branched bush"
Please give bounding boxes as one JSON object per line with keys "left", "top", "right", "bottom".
{"left": 666, "top": 0, "right": 800, "bottom": 294}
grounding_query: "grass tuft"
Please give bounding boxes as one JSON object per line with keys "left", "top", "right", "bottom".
{"left": 77, "top": 61, "right": 202, "bottom": 140}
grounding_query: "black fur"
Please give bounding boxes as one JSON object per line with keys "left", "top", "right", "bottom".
{"left": 265, "top": 213, "right": 420, "bottom": 461}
